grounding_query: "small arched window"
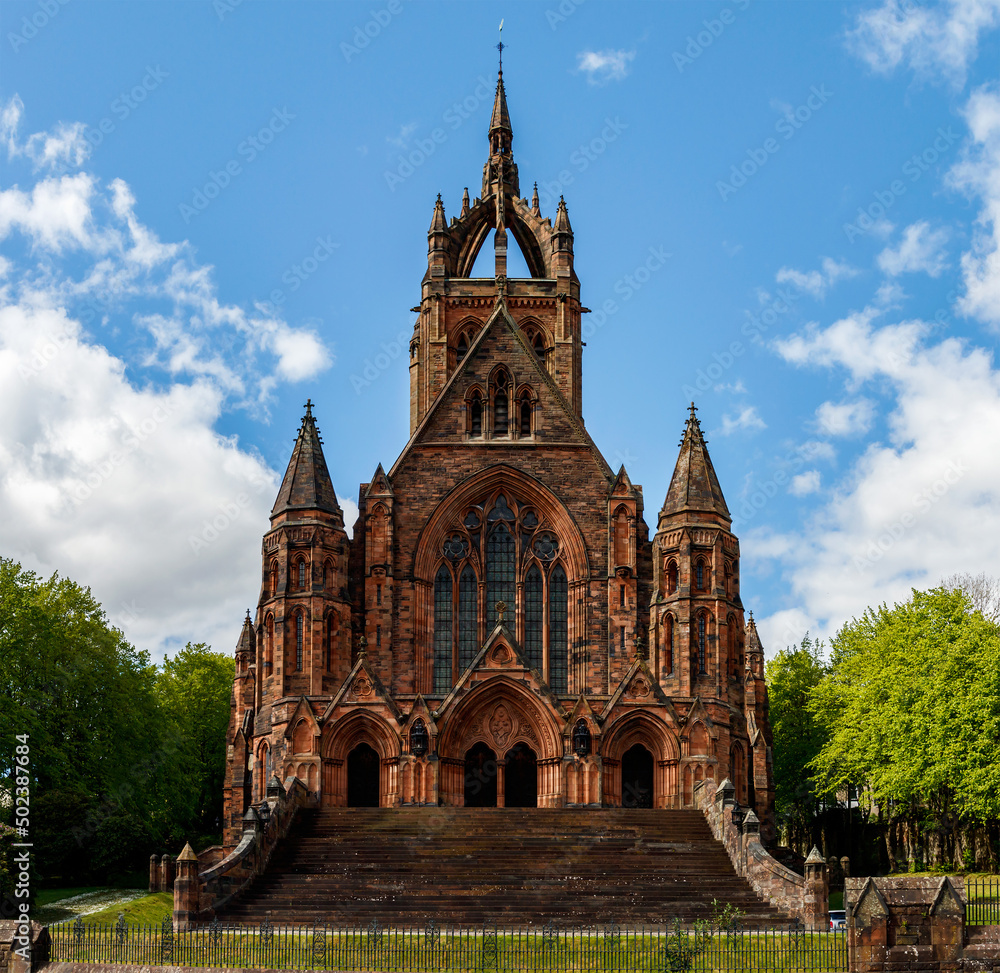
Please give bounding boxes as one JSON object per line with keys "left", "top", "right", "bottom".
{"left": 326, "top": 612, "right": 338, "bottom": 671}
{"left": 470, "top": 393, "right": 483, "bottom": 437}
{"left": 695, "top": 559, "right": 705, "bottom": 591}
{"left": 265, "top": 613, "right": 274, "bottom": 670}
{"left": 697, "top": 613, "right": 707, "bottom": 674}
{"left": 667, "top": 560, "right": 678, "bottom": 595}
{"left": 519, "top": 392, "right": 532, "bottom": 436}
{"left": 495, "top": 388, "right": 508, "bottom": 436}
{"left": 533, "top": 333, "right": 545, "bottom": 364}
{"left": 324, "top": 560, "right": 333, "bottom": 590}
{"left": 269, "top": 560, "right": 279, "bottom": 597}
{"left": 295, "top": 613, "right": 304, "bottom": 671}
{"left": 664, "top": 614, "right": 674, "bottom": 674}
{"left": 298, "top": 558, "right": 307, "bottom": 589}
{"left": 456, "top": 332, "right": 468, "bottom": 364}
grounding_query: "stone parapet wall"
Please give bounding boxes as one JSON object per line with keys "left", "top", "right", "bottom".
{"left": 0, "top": 921, "right": 47, "bottom": 973}
{"left": 174, "top": 775, "right": 312, "bottom": 929}
{"left": 695, "top": 777, "right": 828, "bottom": 930}
{"left": 846, "top": 875, "right": 999, "bottom": 972}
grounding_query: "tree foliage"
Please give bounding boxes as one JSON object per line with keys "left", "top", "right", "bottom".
{"left": 0, "top": 558, "right": 233, "bottom": 887}
{"left": 765, "top": 634, "right": 828, "bottom": 843}
{"left": 809, "top": 587, "right": 1000, "bottom": 826}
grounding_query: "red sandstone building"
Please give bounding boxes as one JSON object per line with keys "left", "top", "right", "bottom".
{"left": 222, "top": 67, "right": 775, "bottom": 852}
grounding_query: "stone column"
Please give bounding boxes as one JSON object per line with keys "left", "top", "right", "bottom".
{"left": 172, "top": 843, "right": 200, "bottom": 932}
{"left": 149, "top": 854, "right": 159, "bottom": 893}
{"left": 159, "top": 854, "right": 174, "bottom": 892}
{"left": 804, "top": 846, "right": 829, "bottom": 932}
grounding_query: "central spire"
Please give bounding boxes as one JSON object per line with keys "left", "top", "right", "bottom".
{"left": 482, "top": 51, "right": 519, "bottom": 205}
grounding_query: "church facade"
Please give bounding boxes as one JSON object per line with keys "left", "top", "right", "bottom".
{"left": 222, "top": 68, "right": 775, "bottom": 852}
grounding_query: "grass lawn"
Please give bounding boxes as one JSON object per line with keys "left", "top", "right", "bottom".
{"left": 35, "top": 887, "right": 105, "bottom": 907}
{"left": 81, "top": 892, "right": 174, "bottom": 926}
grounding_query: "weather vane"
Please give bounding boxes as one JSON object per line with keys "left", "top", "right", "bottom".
{"left": 497, "top": 19, "right": 504, "bottom": 70}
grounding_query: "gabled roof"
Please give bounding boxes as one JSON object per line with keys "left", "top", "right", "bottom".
{"left": 660, "top": 403, "right": 730, "bottom": 522}
{"left": 271, "top": 400, "right": 342, "bottom": 520}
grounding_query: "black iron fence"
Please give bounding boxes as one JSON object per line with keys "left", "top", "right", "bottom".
{"left": 49, "top": 916, "right": 849, "bottom": 972}
{"left": 965, "top": 876, "right": 1000, "bottom": 926}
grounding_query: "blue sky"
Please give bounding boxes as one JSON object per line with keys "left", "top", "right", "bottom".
{"left": 2, "top": 0, "right": 999, "bottom": 661}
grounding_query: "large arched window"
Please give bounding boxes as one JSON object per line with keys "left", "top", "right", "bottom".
{"left": 434, "top": 567, "right": 453, "bottom": 693}
{"left": 696, "top": 613, "right": 707, "bottom": 674}
{"left": 664, "top": 613, "right": 674, "bottom": 675}
{"left": 264, "top": 613, "right": 274, "bottom": 670}
{"left": 519, "top": 391, "right": 532, "bottom": 437}
{"left": 549, "top": 565, "right": 568, "bottom": 693}
{"left": 469, "top": 391, "right": 483, "bottom": 437}
{"left": 269, "top": 559, "right": 279, "bottom": 597}
{"left": 666, "top": 559, "right": 678, "bottom": 595}
{"left": 524, "top": 565, "right": 543, "bottom": 673}
{"left": 326, "top": 611, "right": 338, "bottom": 671}
{"left": 458, "top": 565, "right": 478, "bottom": 672}
{"left": 297, "top": 557, "right": 308, "bottom": 589}
{"left": 532, "top": 333, "right": 545, "bottom": 364}
{"left": 492, "top": 369, "right": 510, "bottom": 438}
{"left": 295, "top": 612, "right": 304, "bottom": 671}
{"left": 695, "top": 558, "right": 705, "bottom": 591}
{"left": 456, "top": 332, "right": 468, "bottom": 364}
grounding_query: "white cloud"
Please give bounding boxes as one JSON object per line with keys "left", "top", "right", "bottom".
{"left": 0, "top": 100, "right": 340, "bottom": 659}
{"left": 0, "top": 94, "right": 91, "bottom": 172}
{"left": 718, "top": 406, "right": 766, "bottom": 436}
{"left": 387, "top": 122, "right": 418, "bottom": 148}
{"left": 756, "top": 607, "right": 818, "bottom": 656}
{"left": 948, "top": 84, "right": 1000, "bottom": 327}
{"left": 767, "top": 299, "right": 1000, "bottom": 646}
{"left": 776, "top": 257, "right": 859, "bottom": 298}
{"left": 846, "top": 0, "right": 1000, "bottom": 88}
{"left": 789, "top": 470, "right": 822, "bottom": 496}
{"left": 576, "top": 49, "right": 636, "bottom": 85}
{"left": 814, "top": 398, "right": 876, "bottom": 436}
{"left": 877, "top": 221, "right": 950, "bottom": 277}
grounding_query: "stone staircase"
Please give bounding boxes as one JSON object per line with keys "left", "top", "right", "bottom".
{"left": 216, "top": 807, "right": 789, "bottom": 927}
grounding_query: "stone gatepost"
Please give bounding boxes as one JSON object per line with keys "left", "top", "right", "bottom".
{"left": 803, "top": 846, "right": 829, "bottom": 932}
{"left": 172, "top": 843, "right": 200, "bottom": 932}
{"left": 148, "top": 854, "right": 159, "bottom": 893}
{"left": 159, "top": 854, "right": 174, "bottom": 892}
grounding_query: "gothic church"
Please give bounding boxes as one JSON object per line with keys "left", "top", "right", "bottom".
{"left": 222, "top": 66, "right": 775, "bottom": 852}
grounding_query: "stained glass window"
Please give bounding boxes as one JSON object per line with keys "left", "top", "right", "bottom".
{"left": 486, "top": 523, "right": 515, "bottom": 623}
{"left": 524, "top": 565, "right": 543, "bottom": 673}
{"left": 549, "top": 565, "right": 568, "bottom": 693}
{"left": 458, "top": 565, "right": 478, "bottom": 672}
{"left": 434, "top": 567, "right": 453, "bottom": 693}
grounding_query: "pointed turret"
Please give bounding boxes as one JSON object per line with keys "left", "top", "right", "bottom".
{"left": 531, "top": 182, "right": 540, "bottom": 216}
{"left": 660, "top": 404, "right": 730, "bottom": 522}
{"left": 235, "top": 609, "right": 255, "bottom": 663}
{"left": 460, "top": 187, "right": 470, "bottom": 219}
{"left": 489, "top": 69, "right": 513, "bottom": 153}
{"left": 271, "top": 399, "right": 342, "bottom": 520}
{"left": 553, "top": 196, "right": 574, "bottom": 252}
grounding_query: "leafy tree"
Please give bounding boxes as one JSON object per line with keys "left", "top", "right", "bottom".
{"left": 765, "top": 634, "right": 828, "bottom": 848}
{"left": 809, "top": 587, "right": 1000, "bottom": 830}
{"left": 155, "top": 643, "right": 234, "bottom": 841}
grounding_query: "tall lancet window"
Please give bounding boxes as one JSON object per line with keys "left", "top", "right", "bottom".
{"left": 295, "top": 613, "right": 304, "bottom": 671}
{"left": 493, "top": 369, "right": 509, "bottom": 437}
{"left": 524, "top": 565, "right": 543, "bottom": 673}
{"left": 458, "top": 565, "right": 478, "bottom": 673}
{"left": 433, "top": 567, "right": 453, "bottom": 693}
{"left": 549, "top": 565, "right": 568, "bottom": 693}
{"left": 486, "top": 522, "right": 515, "bottom": 624}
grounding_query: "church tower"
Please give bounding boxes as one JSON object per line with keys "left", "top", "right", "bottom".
{"left": 220, "top": 61, "right": 775, "bottom": 838}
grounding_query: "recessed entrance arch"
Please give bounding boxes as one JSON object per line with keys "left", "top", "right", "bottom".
{"left": 622, "top": 743, "right": 654, "bottom": 808}
{"left": 464, "top": 742, "right": 498, "bottom": 807}
{"left": 347, "top": 743, "right": 380, "bottom": 807}
{"left": 504, "top": 743, "right": 537, "bottom": 807}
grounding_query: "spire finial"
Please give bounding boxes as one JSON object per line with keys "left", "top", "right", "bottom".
{"left": 304, "top": 398, "right": 314, "bottom": 417}
{"left": 497, "top": 19, "right": 504, "bottom": 72}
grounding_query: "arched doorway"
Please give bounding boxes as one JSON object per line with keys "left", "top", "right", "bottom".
{"left": 347, "top": 743, "right": 380, "bottom": 807}
{"left": 622, "top": 743, "right": 654, "bottom": 808}
{"left": 464, "top": 742, "right": 498, "bottom": 807}
{"left": 504, "top": 743, "right": 537, "bottom": 807}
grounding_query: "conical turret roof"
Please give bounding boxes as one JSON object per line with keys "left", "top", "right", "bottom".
{"left": 660, "top": 404, "right": 730, "bottom": 521}
{"left": 490, "top": 69, "right": 512, "bottom": 135}
{"left": 271, "top": 400, "right": 342, "bottom": 519}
